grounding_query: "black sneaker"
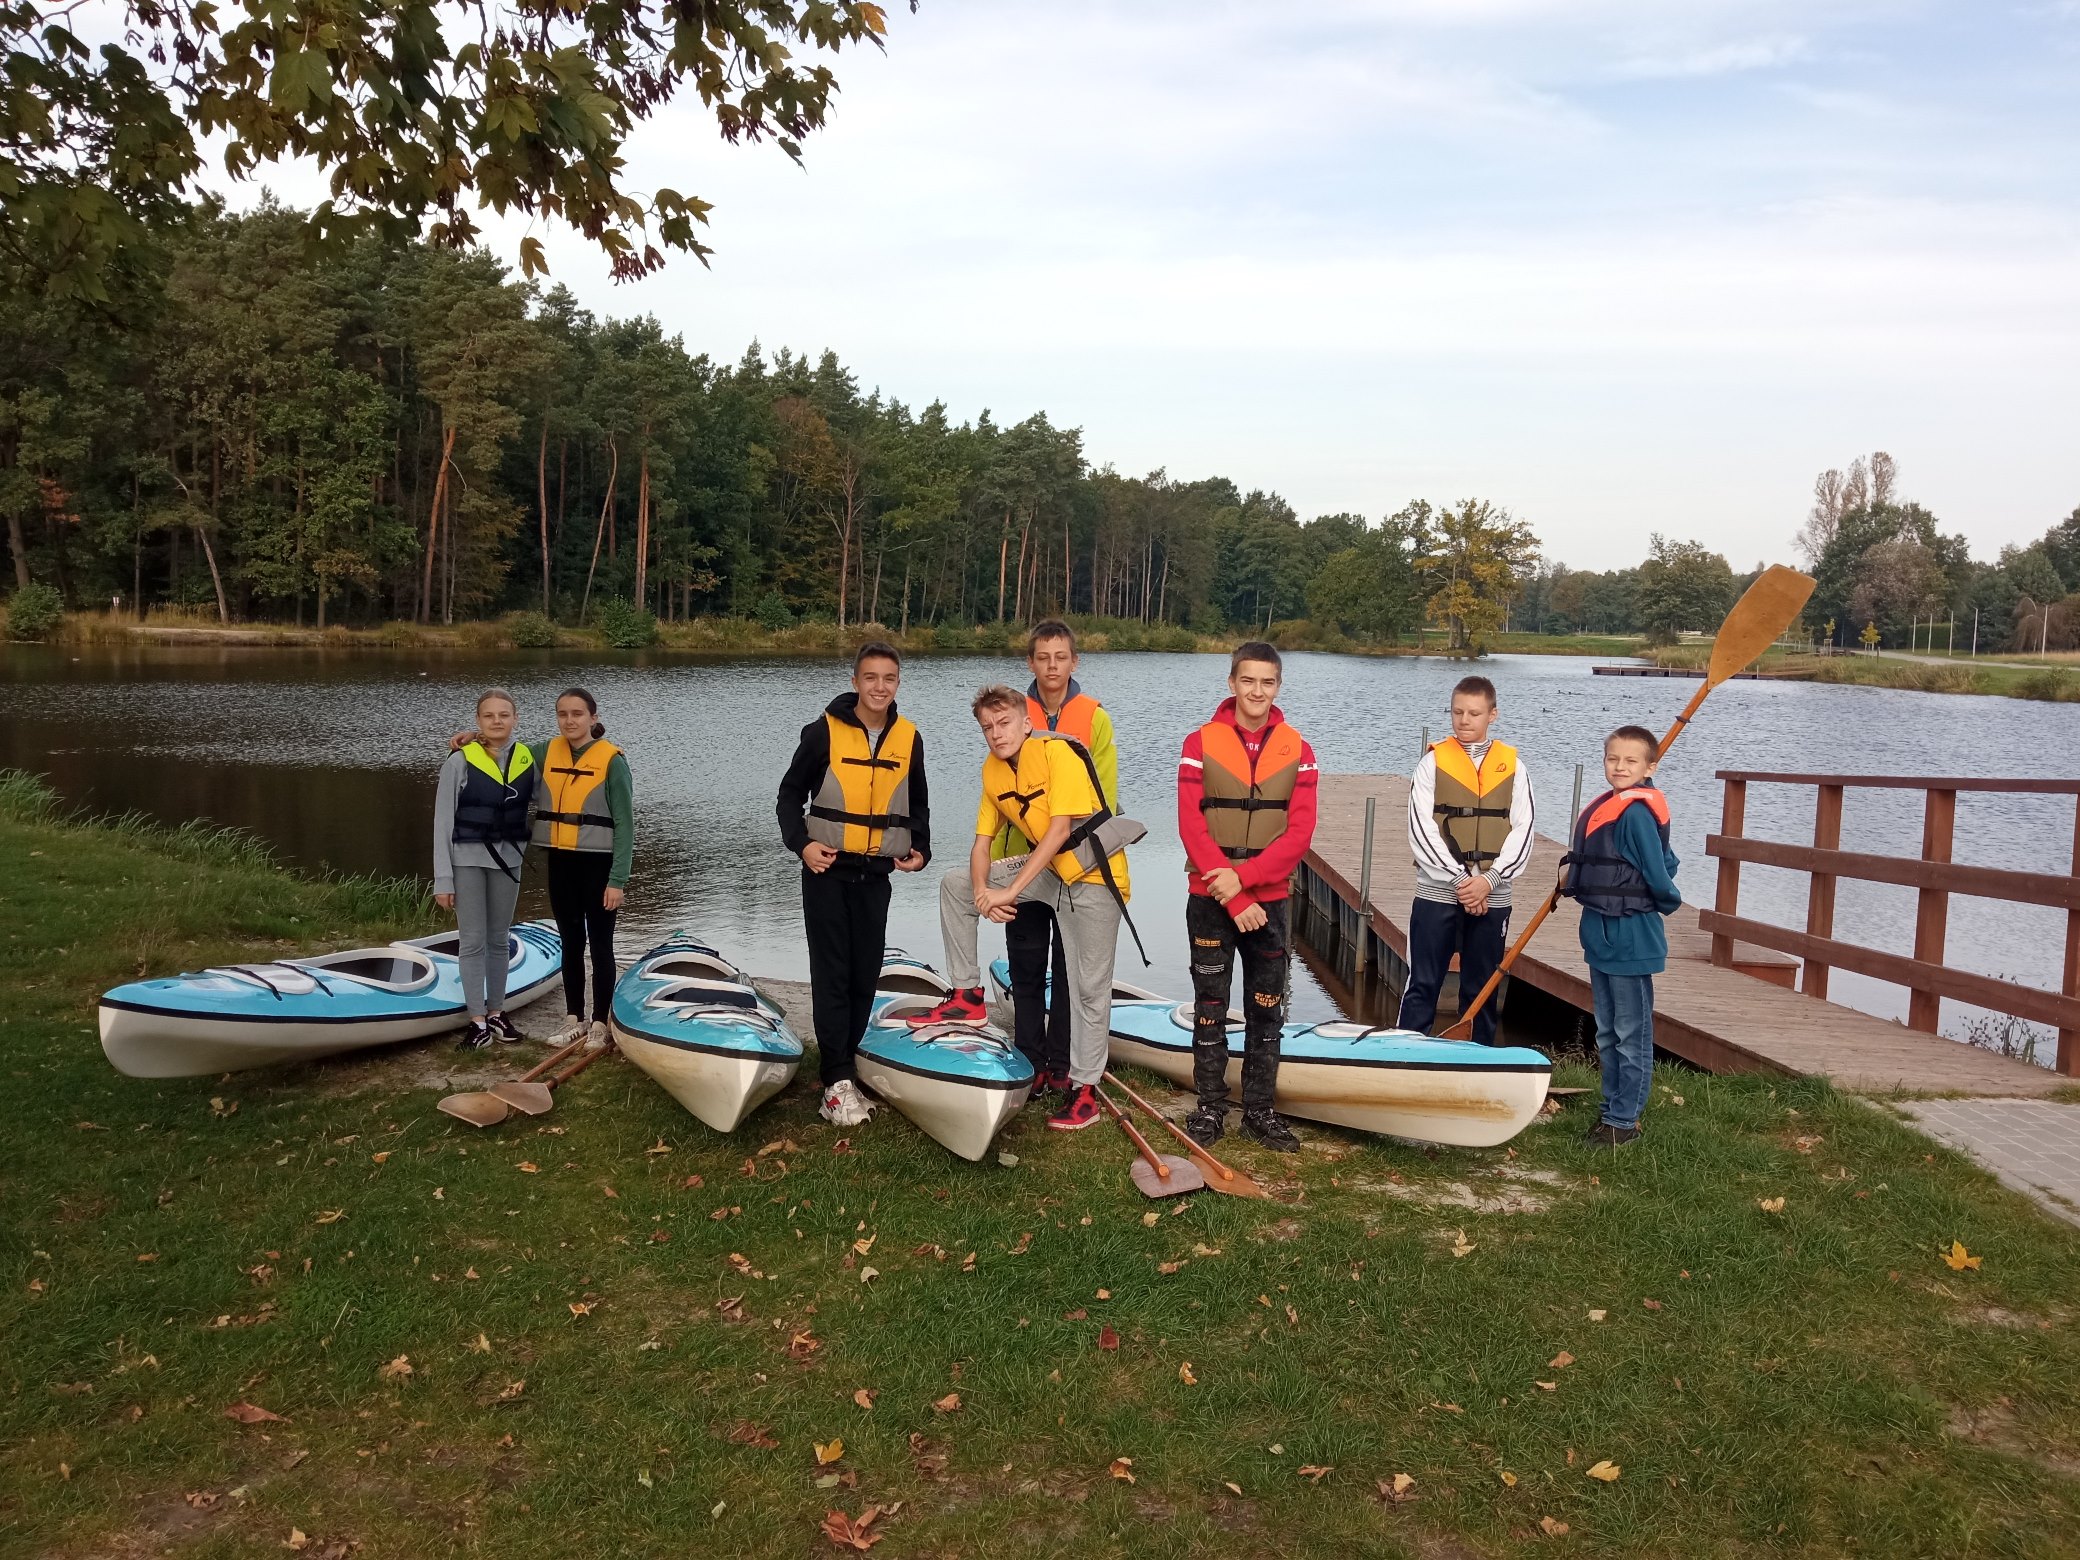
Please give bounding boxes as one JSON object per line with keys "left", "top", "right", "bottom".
{"left": 1184, "top": 1104, "right": 1228, "bottom": 1148}
{"left": 1584, "top": 1122, "right": 1642, "bottom": 1147}
{"left": 456, "top": 1018, "right": 495, "bottom": 1050}
{"left": 1240, "top": 1109, "right": 1300, "bottom": 1153}
{"left": 488, "top": 1013, "right": 523, "bottom": 1044}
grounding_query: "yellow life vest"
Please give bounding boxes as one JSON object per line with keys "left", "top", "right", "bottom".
{"left": 983, "top": 733, "right": 1140, "bottom": 893}
{"left": 531, "top": 736, "right": 622, "bottom": 852}
{"left": 806, "top": 713, "right": 918, "bottom": 858}
{"left": 1430, "top": 739, "right": 1519, "bottom": 872}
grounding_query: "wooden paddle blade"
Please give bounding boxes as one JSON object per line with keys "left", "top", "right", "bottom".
{"left": 1131, "top": 1155, "right": 1205, "bottom": 1197}
{"left": 489, "top": 1081, "right": 555, "bottom": 1115}
{"left": 1193, "top": 1159, "right": 1273, "bottom": 1198}
{"left": 437, "top": 1091, "right": 512, "bottom": 1128}
{"left": 1706, "top": 564, "right": 1815, "bottom": 687}
{"left": 1436, "top": 1014, "right": 1475, "bottom": 1042}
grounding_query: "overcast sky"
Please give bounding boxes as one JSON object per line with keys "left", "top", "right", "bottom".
{"left": 223, "top": 1, "right": 2079, "bottom": 570}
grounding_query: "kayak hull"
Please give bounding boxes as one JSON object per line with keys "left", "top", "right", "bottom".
{"left": 98, "top": 922, "right": 562, "bottom": 1078}
{"left": 1107, "top": 996, "right": 1552, "bottom": 1149}
{"left": 861, "top": 990, "right": 1033, "bottom": 1161}
{"left": 611, "top": 938, "right": 804, "bottom": 1134}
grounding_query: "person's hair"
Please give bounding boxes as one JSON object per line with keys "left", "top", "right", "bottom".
{"left": 1230, "top": 641, "right": 1282, "bottom": 675}
{"left": 556, "top": 686, "right": 606, "bottom": 741}
{"left": 1452, "top": 674, "right": 1497, "bottom": 708}
{"left": 475, "top": 686, "right": 516, "bottom": 715}
{"left": 1607, "top": 724, "right": 1660, "bottom": 760}
{"left": 853, "top": 640, "right": 902, "bottom": 673}
{"left": 972, "top": 683, "right": 1025, "bottom": 719}
{"left": 1027, "top": 618, "right": 1076, "bottom": 657}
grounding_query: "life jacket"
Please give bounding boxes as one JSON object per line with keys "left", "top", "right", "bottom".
{"left": 453, "top": 741, "right": 537, "bottom": 877}
{"left": 1563, "top": 785, "right": 1673, "bottom": 916}
{"left": 1026, "top": 682, "right": 1101, "bottom": 746}
{"left": 531, "top": 736, "right": 622, "bottom": 852}
{"left": 1430, "top": 740, "right": 1519, "bottom": 872}
{"left": 985, "top": 731, "right": 1150, "bottom": 965}
{"left": 806, "top": 713, "right": 918, "bottom": 859}
{"left": 1197, "top": 718, "right": 1306, "bottom": 862}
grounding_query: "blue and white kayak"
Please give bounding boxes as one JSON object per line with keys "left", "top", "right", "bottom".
{"left": 863, "top": 981, "right": 1033, "bottom": 1161}
{"left": 609, "top": 937, "right": 804, "bottom": 1133}
{"left": 879, "top": 947, "right": 954, "bottom": 997}
{"left": 98, "top": 921, "right": 563, "bottom": 1079}
{"left": 1107, "top": 982, "right": 1552, "bottom": 1148}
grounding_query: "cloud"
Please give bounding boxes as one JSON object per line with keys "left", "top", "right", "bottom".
{"left": 1608, "top": 34, "right": 1809, "bottom": 79}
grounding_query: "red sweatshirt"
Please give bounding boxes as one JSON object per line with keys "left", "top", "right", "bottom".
{"left": 1176, "top": 697, "right": 1320, "bottom": 921}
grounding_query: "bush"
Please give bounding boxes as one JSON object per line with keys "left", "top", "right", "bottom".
{"left": 506, "top": 611, "right": 558, "bottom": 649}
{"left": 4, "top": 582, "right": 63, "bottom": 641}
{"left": 594, "top": 597, "right": 658, "bottom": 649}
{"left": 932, "top": 620, "right": 967, "bottom": 651}
{"left": 753, "top": 591, "right": 794, "bottom": 631}
{"left": 2015, "top": 669, "right": 2080, "bottom": 703}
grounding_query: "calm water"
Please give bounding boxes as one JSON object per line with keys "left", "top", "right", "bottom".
{"left": 5, "top": 643, "right": 2076, "bottom": 1045}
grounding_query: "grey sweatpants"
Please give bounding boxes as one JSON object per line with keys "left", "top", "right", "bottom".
{"left": 938, "top": 864, "right": 1122, "bottom": 1086}
{"left": 453, "top": 863, "right": 523, "bottom": 1015}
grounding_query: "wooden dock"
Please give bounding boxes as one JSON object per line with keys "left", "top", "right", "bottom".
{"left": 1299, "top": 774, "right": 2066, "bottom": 1097}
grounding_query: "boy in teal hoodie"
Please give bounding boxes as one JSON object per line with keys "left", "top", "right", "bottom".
{"left": 1562, "top": 725, "right": 1681, "bottom": 1146}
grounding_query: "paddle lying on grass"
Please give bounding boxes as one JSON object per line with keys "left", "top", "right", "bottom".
{"left": 1095, "top": 1084, "right": 1205, "bottom": 1198}
{"left": 1438, "top": 563, "right": 1817, "bottom": 1044}
{"left": 438, "top": 1034, "right": 594, "bottom": 1128}
{"left": 1104, "top": 1071, "right": 1271, "bottom": 1199}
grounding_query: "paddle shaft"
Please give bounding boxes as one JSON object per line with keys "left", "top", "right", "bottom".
{"left": 1096, "top": 1086, "right": 1172, "bottom": 1179}
{"left": 523, "top": 1035, "right": 590, "bottom": 1082}
{"left": 1103, "top": 1071, "right": 1242, "bottom": 1184}
{"left": 547, "top": 1043, "right": 611, "bottom": 1090}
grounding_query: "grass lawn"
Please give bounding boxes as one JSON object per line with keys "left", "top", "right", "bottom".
{"left": 4, "top": 773, "right": 2079, "bottom": 1559}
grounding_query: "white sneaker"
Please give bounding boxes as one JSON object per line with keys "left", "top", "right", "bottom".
{"left": 819, "top": 1079, "right": 876, "bottom": 1127}
{"left": 561, "top": 1014, "right": 589, "bottom": 1044}
{"left": 586, "top": 1020, "right": 611, "bottom": 1052}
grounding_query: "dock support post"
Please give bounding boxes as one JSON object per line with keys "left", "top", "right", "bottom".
{"left": 1710, "top": 778, "right": 1747, "bottom": 969}
{"left": 2063, "top": 795, "right": 2079, "bottom": 1076}
{"left": 1908, "top": 788, "right": 1956, "bottom": 1032}
{"left": 1570, "top": 763, "right": 1583, "bottom": 835}
{"left": 1802, "top": 784, "right": 1844, "bottom": 999}
{"left": 1355, "top": 796, "right": 1377, "bottom": 975}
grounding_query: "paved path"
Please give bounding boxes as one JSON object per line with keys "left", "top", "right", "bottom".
{"left": 1894, "top": 1099, "right": 2080, "bottom": 1230}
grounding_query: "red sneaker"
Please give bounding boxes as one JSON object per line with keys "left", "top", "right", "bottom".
{"left": 1048, "top": 1084, "right": 1102, "bottom": 1131}
{"left": 904, "top": 988, "right": 987, "bottom": 1027}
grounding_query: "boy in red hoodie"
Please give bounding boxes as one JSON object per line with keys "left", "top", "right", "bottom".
{"left": 1175, "top": 642, "right": 1320, "bottom": 1151}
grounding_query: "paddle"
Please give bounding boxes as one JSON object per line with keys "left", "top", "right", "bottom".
{"left": 437, "top": 1034, "right": 592, "bottom": 1128}
{"left": 1095, "top": 1085, "right": 1205, "bottom": 1198}
{"left": 1103, "top": 1071, "right": 1271, "bottom": 1199}
{"left": 1438, "top": 564, "right": 1816, "bottom": 1044}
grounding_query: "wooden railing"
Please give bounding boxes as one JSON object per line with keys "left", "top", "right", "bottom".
{"left": 1697, "top": 772, "right": 2080, "bottom": 1076}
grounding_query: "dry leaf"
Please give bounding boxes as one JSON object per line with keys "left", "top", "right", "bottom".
{"left": 313, "top": 1210, "right": 345, "bottom": 1225}
{"left": 1298, "top": 1464, "right": 1333, "bottom": 1483}
{"left": 469, "top": 1333, "right": 491, "bottom": 1354}
{"left": 932, "top": 1392, "right": 962, "bottom": 1414}
{"left": 568, "top": 1301, "right": 596, "bottom": 1318}
{"left": 1378, "top": 1472, "right": 1415, "bottom": 1502}
{"left": 1536, "top": 1381, "right": 1558, "bottom": 1392}
{"left": 1108, "top": 1457, "right": 1136, "bottom": 1483}
{"left": 1642, "top": 1298, "right": 1663, "bottom": 1311}
{"left": 516, "top": 1162, "right": 539, "bottom": 1174}
{"left": 1192, "top": 1243, "right": 1223, "bottom": 1257}
{"left": 853, "top": 1388, "right": 877, "bottom": 1411}
{"left": 789, "top": 1331, "right": 821, "bottom": 1358}
{"left": 370, "top": 1151, "right": 390, "bottom": 1165}
{"left": 1586, "top": 1460, "right": 1621, "bottom": 1482}
{"left": 911, "top": 1243, "right": 947, "bottom": 1261}
{"left": 646, "top": 1138, "right": 672, "bottom": 1155}
{"left": 1540, "top": 1515, "right": 1570, "bottom": 1535}
{"left": 224, "top": 1401, "right": 285, "bottom": 1424}
{"left": 1095, "top": 1288, "right": 1112, "bottom": 1300}
{"left": 1007, "top": 1231, "right": 1033, "bottom": 1256}
{"left": 1943, "top": 1240, "right": 1983, "bottom": 1272}
{"left": 852, "top": 1235, "right": 876, "bottom": 1256}
{"left": 1141, "top": 1211, "right": 1159, "bottom": 1228}
{"left": 210, "top": 1096, "right": 236, "bottom": 1117}
{"left": 1450, "top": 1230, "right": 1476, "bottom": 1258}
{"left": 1178, "top": 1361, "right": 1197, "bottom": 1385}
{"left": 726, "top": 1421, "right": 778, "bottom": 1448}
{"left": 1500, "top": 1470, "right": 1518, "bottom": 1487}
{"left": 1157, "top": 1260, "right": 1186, "bottom": 1276}
{"left": 377, "top": 1355, "right": 413, "bottom": 1381}
{"left": 1062, "top": 1308, "right": 1087, "bottom": 1321}
{"left": 1098, "top": 1325, "right": 1120, "bottom": 1351}
{"left": 1587, "top": 1309, "right": 1607, "bottom": 1322}
{"left": 492, "top": 1380, "right": 526, "bottom": 1402}
{"left": 997, "top": 1150, "right": 1019, "bottom": 1167}
{"left": 1223, "top": 1480, "right": 1243, "bottom": 1495}
{"left": 960, "top": 1252, "right": 977, "bottom": 1273}
{"left": 1549, "top": 1351, "right": 1575, "bottom": 1369}
{"left": 819, "top": 1504, "right": 886, "bottom": 1551}
{"left": 815, "top": 1438, "right": 845, "bottom": 1465}
{"left": 1758, "top": 1196, "right": 1785, "bottom": 1214}
{"left": 285, "top": 1529, "right": 308, "bottom": 1551}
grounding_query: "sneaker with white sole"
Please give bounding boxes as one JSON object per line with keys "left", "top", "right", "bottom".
{"left": 820, "top": 1078, "right": 877, "bottom": 1127}
{"left": 560, "top": 1013, "right": 589, "bottom": 1044}
{"left": 586, "top": 1020, "right": 611, "bottom": 1051}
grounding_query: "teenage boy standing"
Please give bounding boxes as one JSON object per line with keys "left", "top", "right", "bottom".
{"left": 920, "top": 685, "right": 1140, "bottom": 1131}
{"left": 1399, "top": 675, "right": 1536, "bottom": 1046}
{"left": 1175, "top": 642, "right": 1319, "bottom": 1151}
{"left": 777, "top": 643, "right": 931, "bottom": 1126}
{"left": 999, "top": 619, "right": 1119, "bottom": 1098}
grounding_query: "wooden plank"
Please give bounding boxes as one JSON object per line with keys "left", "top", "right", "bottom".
{"left": 1708, "top": 835, "right": 2080, "bottom": 911}
{"left": 1698, "top": 910, "right": 2080, "bottom": 1035}
{"left": 1716, "top": 772, "right": 2080, "bottom": 795}
{"left": 1804, "top": 784, "right": 1843, "bottom": 1000}
{"left": 1909, "top": 789, "right": 1956, "bottom": 1032}
{"left": 1710, "top": 779, "right": 1745, "bottom": 969}
{"left": 2064, "top": 797, "right": 2080, "bottom": 1078}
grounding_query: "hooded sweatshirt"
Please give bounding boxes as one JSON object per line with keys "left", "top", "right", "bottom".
{"left": 776, "top": 691, "right": 933, "bottom": 873}
{"left": 1176, "top": 697, "right": 1319, "bottom": 921}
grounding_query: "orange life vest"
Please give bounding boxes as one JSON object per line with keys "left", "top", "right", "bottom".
{"left": 1197, "top": 720, "right": 1306, "bottom": 861}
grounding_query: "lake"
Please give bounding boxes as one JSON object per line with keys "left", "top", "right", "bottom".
{"left": 4, "top": 641, "right": 2074, "bottom": 1050}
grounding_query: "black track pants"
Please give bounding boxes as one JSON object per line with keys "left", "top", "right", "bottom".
{"left": 1005, "top": 899, "right": 1072, "bottom": 1076}
{"left": 545, "top": 848, "right": 618, "bottom": 1022}
{"left": 1186, "top": 894, "right": 1288, "bottom": 1112}
{"left": 1396, "top": 897, "right": 1510, "bottom": 1046}
{"left": 801, "top": 868, "right": 892, "bottom": 1087}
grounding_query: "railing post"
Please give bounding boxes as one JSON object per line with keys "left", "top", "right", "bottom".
{"left": 1802, "top": 783, "right": 1844, "bottom": 999}
{"left": 1355, "top": 795, "right": 1377, "bottom": 976}
{"left": 1908, "top": 787, "right": 1956, "bottom": 1032}
{"left": 2062, "top": 795, "right": 2080, "bottom": 1076}
{"left": 1711, "top": 777, "right": 1747, "bottom": 968}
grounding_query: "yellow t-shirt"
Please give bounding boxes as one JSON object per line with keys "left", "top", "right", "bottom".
{"left": 974, "top": 737, "right": 1131, "bottom": 897}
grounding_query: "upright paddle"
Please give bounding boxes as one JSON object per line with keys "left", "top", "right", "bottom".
{"left": 1437, "top": 564, "right": 1815, "bottom": 1043}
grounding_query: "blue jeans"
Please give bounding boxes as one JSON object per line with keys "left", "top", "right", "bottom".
{"left": 1590, "top": 968, "right": 1654, "bottom": 1129}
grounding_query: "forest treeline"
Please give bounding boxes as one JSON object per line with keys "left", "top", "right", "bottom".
{"left": 4, "top": 202, "right": 2076, "bottom": 655}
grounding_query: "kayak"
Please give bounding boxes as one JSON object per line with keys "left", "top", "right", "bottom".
{"left": 862, "top": 981, "right": 1033, "bottom": 1161}
{"left": 610, "top": 937, "right": 804, "bottom": 1133}
{"left": 879, "top": 947, "right": 954, "bottom": 996}
{"left": 98, "top": 921, "right": 563, "bottom": 1078}
{"left": 1106, "top": 983, "right": 1552, "bottom": 1148}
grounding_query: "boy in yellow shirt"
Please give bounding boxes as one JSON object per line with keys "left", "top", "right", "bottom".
{"left": 915, "top": 684, "right": 1142, "bottom": 1130}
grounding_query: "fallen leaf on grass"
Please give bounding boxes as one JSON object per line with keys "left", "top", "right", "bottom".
{"left": 1586, "top": 1309, "right": 1607, "bottom": 1322}
{"left": 726, "top": 1421, "right": 778, "bottom": 1449}
{"left": 1758, "top": 1196, "right": 1785, "bottom": 1214}
{"left": 788, "top": 1331, "right": 821, "bottom": 1358}
{"left": 1141, "top": 1211, "right": 1159, "bottom": 1228}
{"left": 136, "top": 1253, "right": 157, "bottom": 1263}
{"left": 1535, "top": 1381, "right": 1557, "bottom": 1392}
{"left": 285, "top": 1529, "right": 308, "bottom": 1551}
{"left": 1943, "top": 1241, "right": 1983, "bottom": 1272}
{"left": 649, "top": 1229, "right": 671, "bottom": 1244}
{"left": 1108, "top": 1457, "right": 1136, "bottom": 1483}
{"left": 313, "top": 1210, "right": 345, "bottom": 1225}
{"left": 1377, "top": 1472, "right": 1414, "bottom": 1502}
{"left": 1178, "top": 1362, "right": 1197, "bottom": 1385}
{"left": 960, "top": 1252, "right": 977, "bottom": 1273}
{"left": 1586, "top": 1460, "right": 1621, "bottom": 1482}
{"left": 758, "top": 1138, "right": 799, "bottom": 1157}
{"left": 1007, "top": 1231, "right": 1033, "bottom": 1256}
{"left": 210, "top": 1096, "right": 237, "bottom": 1117}
{"left": 491, "top": 1380, "right": 526, "bottom": 1403}
{"left": 997, "top": 1150, "right": 1019, "bottom": 1167}
{"left": 932, "top": 1392, "right": 962, "bottom": 1414}
{"left": 1192, "top": 1243, "right": 1223, "bottom": 1257}
{"left": 184, "top": 1491, "right": 221, "bottom": 1510}
{"left": 852, "top": 1234, "right": 877, "bottom": 1257}
{"left": 1098, "top": 1325, "right": 1120, "bottom": 1351}
{"left": 815, "top": 1438, "right": 845, "bottom": 1465}
{"left": 1223, "top": 1480, "right": 1243, "bottom": 1495}
{"left": 1297, "top": 1465, "right": 1333, "bottom": 1484}
{"left": 224, "top": 1402, "right": 285, "bottom": 1424}
{"left": 1500, "top": 1470, "right": 1518, "bottom": 1488}
{"left": 377, "top": 1355, "right": 413, "bottom": 1381}
{"left": 1062, "top": 1308, "right": 1087, "bottom": 1321}
{"left": 1095, "top": 1287, "right": 1111, "bottom": 1300}
{"left": 1450, "top": 1230, "right": 1476, "bottom": 1258}
{"left": 1157, "top": 1260, "right": 1186, "bottom": 1276}
{"left": 1642, "top": 1299, "right": 1663, "bottom": 1311}
{"left": 568, "top": 1301, "right": 596, "bottom": 1318}
{"left": 646, "top": 1138, "right": 672, "bottom": 1156}
{"left": 1549, "top": 1351, "right": 1575, "bottom": 1370}
{"left": 681, "top": 1174, "right": 704, "bottom": 1189}
{"left": 1539, "top": 1516, "right": 1570, "bottom": 1536}
{"left": 820, "top": 1505, "right": 886, "bottom": 1551}
{"left": 908, "top": 1432, "right": 948, "bottom": 1476}
{"left": 710, "top": 1206, "right": 742, "bottom": 1222}
{"left": 853, "top": 1388, "right": 877, "bottom": 1411}
{"left": 516, "top": 1162, "right": 539, "bottom": 1174}
{"left": 370, "top": 1151, "right": 390, "bottom": 1165}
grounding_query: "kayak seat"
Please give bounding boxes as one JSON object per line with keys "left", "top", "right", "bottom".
{"left": 406, "top": 930, "right": 526, "bottom": 964}
{"left": 873, "top": 991, "right": 951, "bottom": 1025}
{"left": 646, "top": 953, "right": 743, "bottom": 983}
{"left": 1167, "top": 1002, "right": 1244, "bottom": 1032}
{"left": 648, "top": 977, "right": 762, "bottom": 1011}
{"left": 304, "top": 949, "right": 439, "bottom": 991}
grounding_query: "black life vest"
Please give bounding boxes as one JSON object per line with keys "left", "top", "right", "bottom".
{"left": 453, "top": 742, "right": 538, "bottom": 856}
{"left": 1562, "top": 785, "right": 1671, "bottom": 916}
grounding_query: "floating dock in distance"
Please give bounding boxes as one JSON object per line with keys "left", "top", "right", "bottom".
{"left": 1298, "top": 774, "right": 2066, "bottom": 1097}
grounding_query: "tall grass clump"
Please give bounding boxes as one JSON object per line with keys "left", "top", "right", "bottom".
{"left": 4, "top": 581, "right": 64, "bottom": 640}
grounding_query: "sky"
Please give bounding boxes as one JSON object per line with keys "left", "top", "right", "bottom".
{"left": 213, "top": 0, "right": 2080, "bottom": 570}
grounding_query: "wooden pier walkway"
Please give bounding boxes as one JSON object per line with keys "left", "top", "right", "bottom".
{"left": 1300, "top": 775, "right": 2065, "bottom": 1097}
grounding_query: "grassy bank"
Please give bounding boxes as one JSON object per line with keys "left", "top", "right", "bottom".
{"left": 4, "top": 772, "right": 2079, "bottom": 1557}
{"left": 22, "top": 606, "right": 1639, "bottom": 663}
{"left": 1645, "top": 644, "right": 2080, "bottom": 703}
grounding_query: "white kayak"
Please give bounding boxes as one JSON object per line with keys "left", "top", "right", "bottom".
{"left": 861, "top": 987, "right": 1034, "bottom": 1161}
{"left": 609, "top": 937, "right": 804, "bottom": 1133}
{"left": 878, "top": 947, "right": 954, "bottom": 997}
{"left": 98, "top": 922, "right": 563, "bottom": 1078}
{"left": 1107, "top": 982, "right": 1552, "bottom": 1148}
